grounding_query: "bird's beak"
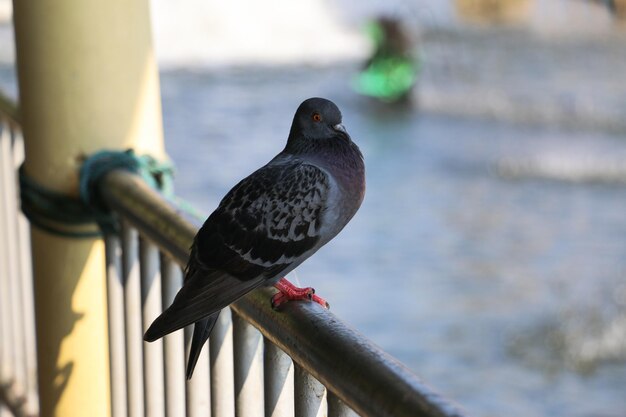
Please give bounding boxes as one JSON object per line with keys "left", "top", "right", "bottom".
{"left": 333, "top": 124, "right": 347, "bottom": 134}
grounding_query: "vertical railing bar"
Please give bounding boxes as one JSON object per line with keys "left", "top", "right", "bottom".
{"left": 210, "top": 308, "right": 235, "bottom": 417}
{"left": 0, "top": 123, "right": 14, "bottom": 402}
{"left": 11, "top": 129, "right": 38, "bottom": 416}
{"left": 160, "top": 256, "right": 186, "bottom": 417}
{"left": 264, "top": 340, "right": 295, "bottom": 417}
{"left": 184, "top": 324, "right": 211, "bottom": 417}
{"left": 328, "top": 391, "right": 360, "bottom": 417}
{"left": 233, "top": 313, "right": 265, "bottom": 417}
{"left": 140, "top": 238, "right": 165, "bottom": 417}
{"left": 105, "top": 234, "right": 128, "bottom": 417}
{"left": 0, "top": 123, "right": 20, "bottom": 393}
{"left": 121, "top": 222, "right": 145, "bottom": 417}
{"left": 0, "top": 170, "right": 6, "bottom": 417}
{"left": 4, "top": 130, "right": 27, "bottom": 399}
{"left": 0, "top": 124, "right": 10, "bottom": 381}
{"left": 294, "top": 365, "right": 327, "bottom": 417}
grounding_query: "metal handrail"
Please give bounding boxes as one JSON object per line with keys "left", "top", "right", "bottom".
{"left": 99, "top": 169, "right": 466, "bottom": 417}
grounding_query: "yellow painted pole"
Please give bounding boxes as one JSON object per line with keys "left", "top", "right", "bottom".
{"left": 11, "top": 0, "right": 165, "bottom": 415}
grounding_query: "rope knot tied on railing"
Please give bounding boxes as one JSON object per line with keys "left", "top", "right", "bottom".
{"left": 19, "top": 149, "right": 174, "bottom": 237}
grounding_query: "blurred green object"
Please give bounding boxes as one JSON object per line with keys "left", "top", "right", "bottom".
{"left": 353, "top": 56, "right": 418, "bottom": 103}
{"left": 353, "top": 18, "right": 419, "bottom": 103}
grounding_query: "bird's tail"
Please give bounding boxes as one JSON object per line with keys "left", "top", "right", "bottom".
{"left": 186, "top": 313, "right": 219, "bottom": 379}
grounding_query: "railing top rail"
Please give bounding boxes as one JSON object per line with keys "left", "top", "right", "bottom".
{"left": 100, "top": 170, "right": 467, "bottom": 417}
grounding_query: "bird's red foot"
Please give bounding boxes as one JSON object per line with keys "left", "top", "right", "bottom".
{"left": 272, "top": 277, "right": 330, "bottom": 309}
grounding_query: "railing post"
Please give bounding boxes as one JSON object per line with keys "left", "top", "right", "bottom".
{"left": 12, "top": 132, "right": 39, "bottom": 417}
{"left": 104, "top": 235, "right": 127, "bottom": 417}
{"left": 233, "top": 314, "right": 265, "bottom": 417}
{"left": 294, "top": 365, "right": 327, "bottom": 417}
{"left": 0, "top": 125, "right": 16, "bottom": 417}
{"left": 122, "top": 224, "right": 145, "bottom": 417}
{"left": 264, "top": 341, "right": 295, "bottom": 417}
{"left": 0, "top": 119, "right": 19, "bottom": 417}
{"left": 161, "top": 258, "right": 186, "bottom": 417}
{"left": 140, "top": 239, "right": 165, "bottom": 417}
{"left": 210, "top": 308, "right": 235, "bottom": 417}
{"left": 11, "top": 0, "right": 165, "bottom": 416}
{"left": 328, "top": 392, "right": 358, "bottom": 417}
{"left": 185, "top": 327, "right": 211, "bottom": 417}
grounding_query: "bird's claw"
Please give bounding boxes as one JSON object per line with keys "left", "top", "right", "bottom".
{"left": 311, "top": 294, "right": 330, "bottom": 309}
{"left": 271, "top": 292, "right": 330, "bottom": 309}
{"left": 271, "top": 286, "right": 314, "bottom": 309}
{"left": 272, "top": 278, "right": 330, "bottom": 310}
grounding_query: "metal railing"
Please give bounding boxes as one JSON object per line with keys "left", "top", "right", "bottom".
{"left": 0, "top": 94, "right": 39, "bottom": 417}
{"left": 99, "top": 171, "right": 466, "bottom": 417}
{"left": 0, "top": 89, "right": 466, "bottom": 417}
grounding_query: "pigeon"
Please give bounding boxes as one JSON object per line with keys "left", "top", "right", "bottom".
{"left": 144, "top": 97, "right": 366, "bottom": 379}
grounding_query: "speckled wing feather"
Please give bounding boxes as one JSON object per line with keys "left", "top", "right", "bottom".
{"left": 144, "top": 160, "right": 330, "bottom": 341}
{"left": 198, "top": 160, "right": 330, "bottom": 274}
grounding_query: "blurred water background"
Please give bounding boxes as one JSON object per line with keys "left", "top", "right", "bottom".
{"left": 2, "top": 1, "right": 626, "bottom": 416}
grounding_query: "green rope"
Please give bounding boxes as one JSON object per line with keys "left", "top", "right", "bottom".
{"left": 80, "top": 149, "right": 176, "bottom": 234}
{"left": 20, "top": 166, "right": 106, "bottom": 238}
{"left": 20, "top": 149, "right": 175, "bottom": 238}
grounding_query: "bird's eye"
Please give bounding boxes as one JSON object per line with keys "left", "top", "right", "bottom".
{"left": 312, "top": 113, "right": 322, "bottom": 122}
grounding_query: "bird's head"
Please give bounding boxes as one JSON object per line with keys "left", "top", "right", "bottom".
{"left": 286, "top": 98, "right": 350, "bottom": 148}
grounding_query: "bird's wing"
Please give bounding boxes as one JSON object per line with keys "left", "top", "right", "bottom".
{"left": 144, "top": 160, "right": 330, "bottom": 341}
{"left": 197, "top": 160, "right": 330, "bottom": 275}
